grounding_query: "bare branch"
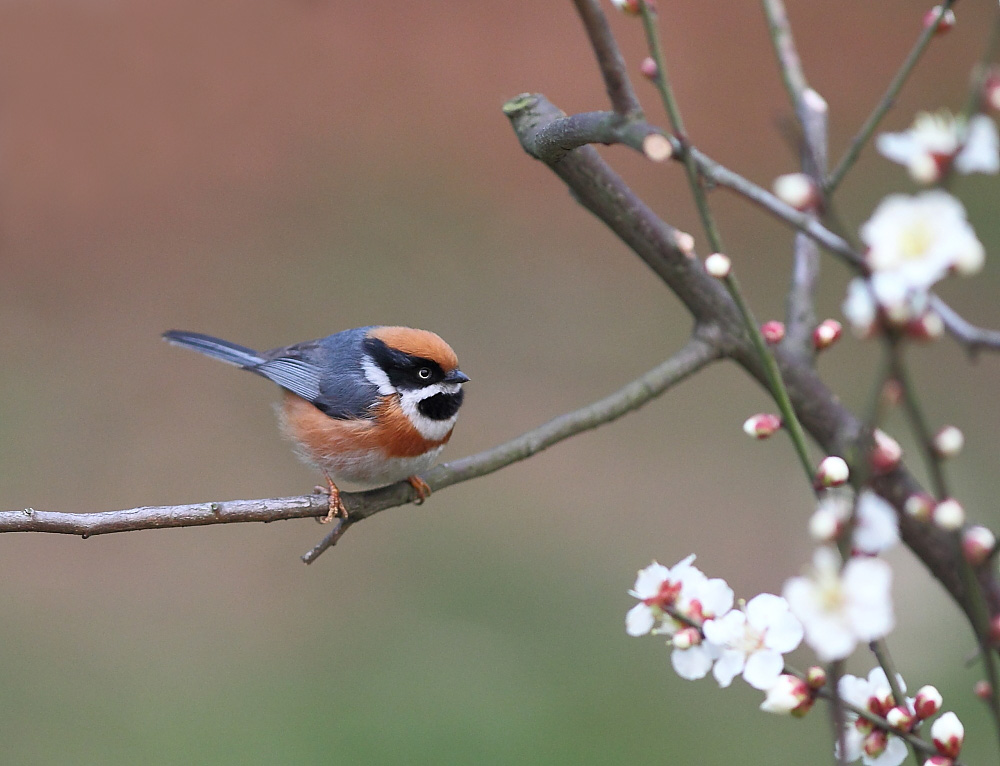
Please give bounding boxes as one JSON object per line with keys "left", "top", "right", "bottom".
{"left": 572, "top": 0, "right": 643, "bottom": 117}
{"left": 930, "top": 295, "right": 1000, "bottom": 358}
{"left": 1, "top": 338, "right": 721, "bottom": 563}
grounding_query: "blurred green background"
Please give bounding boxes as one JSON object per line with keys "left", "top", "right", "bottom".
{"left": 1, "top": 1, "right": 999, "bottom": 763}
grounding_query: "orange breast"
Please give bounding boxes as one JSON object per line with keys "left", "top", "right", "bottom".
{"left": 278, "top": 391, "right": 452, "bottom": 467}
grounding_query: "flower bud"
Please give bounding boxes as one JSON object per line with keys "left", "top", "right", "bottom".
{"left": 923, "top": 757, "right": 953, "bottom": 766}
{"left": 805, "top": 666, "right": 827, "bottom": 689}
{"left": 930, "top": 711, "right": 964, "bottom": 758}
{"left": 760, "top": 674, "right": 813, "bottom": 716}
{"left": 743, "top": 413, "right": 782, "bottom": 439}
{"left": 932, "top": 426, "right": 964, "bottom": 459}
{"left": 610, "top": 0, "right": 643, "bottom": 15}
{"left": 907, "top": 310, "right": 944, "bottom": 341}
{"left": 974, "top": 680, "right": 993, "bottom": 701}
{"left": 815, "top": 455, "right": 849, "bottom": 488}
{"left": 705, "top": 252, "right": 731, "bottom": 278}
{"left": 639, "top": 56, "right": 658, "bottom": 80}
{"left": 863, "top": 730, "right": 888, "bottom": 758}
{"left": 642, "top": 133, "right": 673, "bottom": 162}
{"left": 933, "top": 499, "right": 965, "bottom": 531}
{"left": 886, "top": 705, "right": 915, "bottom": 732}
{"left": 962, "top": 525, "right": 996, "bottom": 566}
{"left": 923, "top": 6, "right": 956, "bottom": 35}
{"left": 914, "top": 685, "right": 943, "bottom": 719}
{"left": 904, "top": 493, "right": 935, "bottom": 521}
{"left": 813, "top": 319, "right": 842, "bottom": 350}
{"left": 990, "top": 615, "right": 1000, "bottom": 645}
{"left": 985, "top": 71, "right": 1000, "bottom": 113}
{"left": 675, "top": 231, "right": 696, "bottom": 257}
{"left": 672, "top": 626, "right": 701, "bottom": 650}
{"left": 870, "top": 429, "right": 902, "bottom": 474}
{"left": 761, "top": 320, "right": 785, "bottom": 344}
{"left": 773, "top": 173, "right": 819, "bottom": 211}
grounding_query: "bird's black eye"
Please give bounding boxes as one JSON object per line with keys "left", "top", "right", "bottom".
{"left": 417, "top": 367, "right": 432, "bottom": 380}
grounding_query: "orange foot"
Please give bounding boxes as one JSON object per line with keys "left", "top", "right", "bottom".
{"left": 407, "top": 475, "right": 432, "bottom": 505}
{"left": 320, "top": 472, "right": 348, "bottom": 523}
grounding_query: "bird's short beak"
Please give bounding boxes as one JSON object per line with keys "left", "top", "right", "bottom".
{"left": 446, "top": 369, "right": 470, "bottom": 384}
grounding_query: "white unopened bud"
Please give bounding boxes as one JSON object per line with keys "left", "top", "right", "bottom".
{"left": 809, "top": 507, "right": 842, "bottom": 543}
{"left": 675, "top": 231, "right": 696, "bottom": 257}
{"left": 743, "top": 413, "right": 782, "bottom": 439}
{"left": 914, "top": 685, "right": 943, "bottom": 719}
{"left": 904, "top": 493, "right": 935, "bottom": 521}
{"left": 813, "top": 319, "right": 842, "bottom": 350}
{"left": 773, "top": 173, "right": 819, "bottom": 211}
{"left": 932, "top": 426, "right": 964, "bottom": 458}
{"left": 704, "top": 252, "right": 731, "bottom": 278}
{"left": 760, "top": 674, "right": 813, "bottom": 716}
{"left": 923, "top": 6, "right": 956, "bottom": 35}
{"left": 886, "top": 705, "right": 915, "bottom": 732}
{"left": 930, "top": 711, "right": 964, "bottom": 758}
{"left": 933, "top": 498, "right": 965, "bottom": 531}
{"left": 962, "top": 525, "right": 996, "bottom": 566}
{"left": 870, "top": 429, "right": 902, "bottom": 474}
{"left": 815, "top": 455, "right": 849, "bottom": 488}
{"left": 672, "top": 626, "right": 701, "bottom": 650}
{"left": 642, "top": 133, "right": 673, "bottom": 162}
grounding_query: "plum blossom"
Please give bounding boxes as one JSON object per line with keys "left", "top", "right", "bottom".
{"left": 702, "top": 593, "right": 803, "bottom": 690}
{"left": 876, "top": 111, "right": 999, "bottom": 183}
{"left": 843, "top": 191, "right": 984, "bottom": 334}
{"left": 670, "top": 571, "right": 734, "bottom": 681}
{"left": 626, "top": 556, "right": 701, "bottom": 637}
{"left": 853, "top": 491, "right": 900, "bottom": 555}
{"left": 836, "top": 668, "right": 910, "bottom": 766}
{"left": 783, "top": 547, "right": 894, "bottom": 661}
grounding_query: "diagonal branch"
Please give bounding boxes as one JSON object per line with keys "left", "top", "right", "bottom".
{"left": 572, "top": 0, "right": 643, "bottom": 117}
{"left": 0, "top": 337, "right": 721, "bottom": 563}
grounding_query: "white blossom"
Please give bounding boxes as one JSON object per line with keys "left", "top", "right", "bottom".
{"left": 876, "top": 111, "right": 999, "bottom": 183}
{"left": 784, "top": 548, "right": 894, "bottom": 661}
{"left": 703, "top": 593, "right": 803, "bottom": 690}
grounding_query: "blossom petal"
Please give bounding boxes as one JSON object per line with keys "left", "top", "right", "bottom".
{"left": 671, "top": 644, "right": 715, "bottom": 680}
{"left": 626, "top": 603, "right": 655, "bottom": 637}
{"left": 743, "top": 649, "right": 784, "bottom": 691}
{"left": 712, "top": 648, "right": 745, "bottom": 688}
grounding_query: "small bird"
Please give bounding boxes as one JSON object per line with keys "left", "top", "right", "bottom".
{"left": 163, "top": 326, "right": 468, "bottom": 521}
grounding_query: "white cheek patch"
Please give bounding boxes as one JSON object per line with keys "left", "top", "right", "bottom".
{"left": 399, "top": 383, "right": 462, "bottom": 441}
{"left": 361, "top": 355, "right": 396, "bottom": 396}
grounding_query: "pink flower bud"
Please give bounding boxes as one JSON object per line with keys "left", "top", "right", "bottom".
{"left": 870, "top": 429, "right": 902, "bottom": 474}
{"left": 639, "top": 56, "right": 658, "bottom": 80}
{"left": 886, "top": 705, "right": 915, "bottom": 732}
{"left": 760, "top": 674, "right": 813, "bottom": 716}
{"left": 933, "top": 498, "right": 965, "bottom": 531}
{"left": 808, "top": 507, "right": 842, "bottom": 543}
{"left": 930, "top": 711, "right": 964, "bottom": 758}
{"left": 932, "top": 426, "right": 964, "bottom": 459}
{"left": 675, "top": 231, "right": 695, "bottom": 257}
{"left": 923, "top": 757, "right": 953, "bottom": 766}
{"left": 610, "top": 0, "right": 643, "bottom": 15}
{"left": 863, "top": 729, "right": 888, "bottom": 758}
{"left": 907, "top": 310, "right": 944, "bottom": 341}
{"left": 914, "top": 685, "right": 943, "bottom": 719}
{"left": 814, "top": 456, "right": 849, "bottom": 488}
{"left": 985, "top": 71, "right": 1000, "bottom": 113}
{"left": 773, "top": 173, "right": 819, "bottom": 211}
{"left": 904, "top": 493, "right": 935, "bottom": 521}
{"left": 704, "top": 252, "right": 731, "bottom": 278}
{"left": 761, "top": 320, "right": 785, "bottom": 344}
{"left": 990, "top": 615, "right": 1000, "bottom": 645}
{"left": 974, "top": 680, "right": 993, "bottom": 700}
{"left": 923, "top": 6, "right": 956, "bottom": 35}
{"left": 642, "top": 133, "right": 672, "bottom": 162}
{"left": 743, "top": 413, "right": 782, "bottom": 439}
{"left": 805, "top": 666, "right": 827, "bottom": 689}
{"left": 813, "top": 319, "right": 842, "bottom": 350}
{"left": 962, "top": 525, "right": 996, "bottom": 566}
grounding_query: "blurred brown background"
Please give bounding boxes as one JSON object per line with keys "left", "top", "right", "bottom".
{"left": 1, "top": 1, "right": 999, "bottom": 763}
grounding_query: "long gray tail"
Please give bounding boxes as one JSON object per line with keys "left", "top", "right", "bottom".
{"left": 162, "top": 330, "right": 264, "bottom": 368}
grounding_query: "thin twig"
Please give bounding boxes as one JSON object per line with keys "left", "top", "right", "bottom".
{"left": 826, "top": 0, "right": 956, "bottom": 193}
{"left": 930, "top": 294, "right": 1000, "bottom": 358}
{"left": 572, "top": 0, "right": 643, "bottom": 117}
{"left": 638, "top": 1, "right": 725, "bottom": 253}
{"left": 1, "top": 338, "right": 721, "bottom": 563}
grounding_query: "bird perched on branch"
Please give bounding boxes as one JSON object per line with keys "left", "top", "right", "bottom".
{"left": 163, "top": 326, "right": 468, "bottom": 522}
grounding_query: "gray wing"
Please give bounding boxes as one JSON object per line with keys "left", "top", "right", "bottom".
{"left": 255, "top": 327, "right": 378, "bottom": 420}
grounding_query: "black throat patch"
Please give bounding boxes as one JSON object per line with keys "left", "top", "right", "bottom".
{"left": 417, "top": 390, "right": 464, "bottom": 421}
